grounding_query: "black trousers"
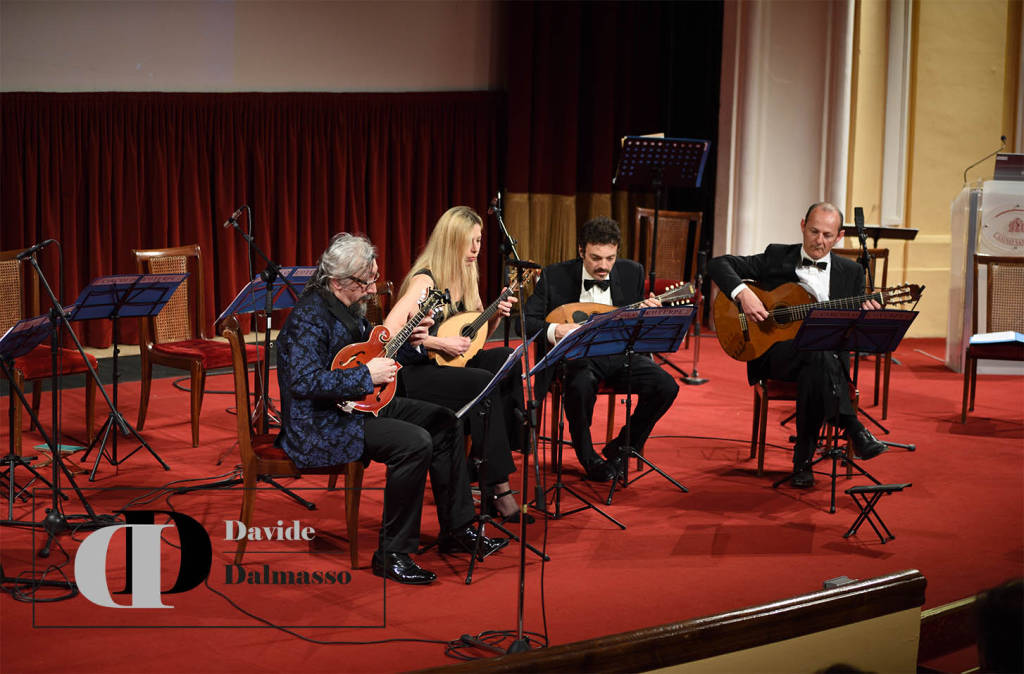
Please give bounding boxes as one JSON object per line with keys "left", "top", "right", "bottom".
{"left": 398, "top": 348, "right": 523, "bottom": 485}
{"left": 360, "top": 397, "right": 475, "bottom": 555}
{"left": 758, "top": 340, "right": 858, "bottom": 468}
{"left": 562, "top": 354, "right": 679, "bottom": 468}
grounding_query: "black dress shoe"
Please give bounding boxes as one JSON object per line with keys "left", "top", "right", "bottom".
{"left": 851, "top": 428, "right": 888, "bottom": 460}
{"left": 791, "top": 469, "right": 815, "bottom": 489}
{"left": 438, "top": 526, "right": 509, "bottom": 560}
{"left": 371, "top": 551, "right": 436, "bottom": 585}
{"left": 583, "top": 459, "right": 616, "bottom": 482}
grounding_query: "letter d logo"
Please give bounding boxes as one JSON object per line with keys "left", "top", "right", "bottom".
{"left": 74, "top": 511, "right": 212, "bottom": 608}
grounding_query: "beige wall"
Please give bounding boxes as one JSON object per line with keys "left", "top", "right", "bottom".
{"left": 0, "top": 0, "right": 501, "bottom": 92}
{"left": 846, "top": 0, "right": 1021, "bottom": 337}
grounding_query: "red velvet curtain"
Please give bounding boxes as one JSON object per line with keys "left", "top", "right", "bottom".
{"left": 1, "top": 92, "right": 503, "bottom": 347}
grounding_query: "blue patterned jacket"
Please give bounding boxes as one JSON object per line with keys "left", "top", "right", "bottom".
{"left": 276, "top": 290, "right": 374, "bottom": 468}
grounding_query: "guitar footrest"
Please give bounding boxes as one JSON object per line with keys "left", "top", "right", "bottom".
{"left": 843, "top": 482, "right": 911, "bottom": 544}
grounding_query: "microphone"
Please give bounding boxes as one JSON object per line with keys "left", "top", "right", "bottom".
{"left": 221, "top": 205, "right": 247, "bottom": 229}
{"left": 963, "top": 135, "right": 1007, "bottom": 184}
{"left": 487, "top": 191, "right": 502, "bottom": 215}
{"left": 16, "top": 239, "right": 56, "bottom": 260}
{"left": 854, "top": 206, "right": 866, "bottom": 243}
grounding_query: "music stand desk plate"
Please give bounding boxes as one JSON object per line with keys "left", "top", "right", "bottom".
{"left": 216, "top": 266, "right": 315, "bottom": 323}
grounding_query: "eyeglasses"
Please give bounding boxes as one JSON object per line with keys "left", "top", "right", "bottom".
{"left": 346, "top": 272, "right": 380, "bottom": 288}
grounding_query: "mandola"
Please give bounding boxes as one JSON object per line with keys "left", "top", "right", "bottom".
{"left": 713, "top": 281, "right": 924, "bottom": 362}
{"left": 545, "top": 281, "right": 696, "bottom": 324}
{"left": 331, "top": 287, "right": 449, "bottom": 415}
{"left": 431, "top": 268, "right": 539, "bottom": 367}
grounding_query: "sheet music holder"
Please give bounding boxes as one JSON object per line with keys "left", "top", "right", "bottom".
{"left": 69, "top": 273, "right": 187, "bottom": 480}
{"left": 613, "top": 136, "right": 711, "bottom": 189}
{"left": 0, "top": 315, "right": 52, "bottom": 360}
{"left": 773, "top": 308, "right": 918, "bottom": 513}
{"left": 456, "top": 331, "right": 539, "bottom": 420}
{"left": 215, "top": 266, "right": 315, "bottom": 323}
{"left": 840, "top": 225, "right": 919, "bottom": 249}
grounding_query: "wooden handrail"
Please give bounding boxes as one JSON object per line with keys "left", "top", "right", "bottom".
{"left": 423, "top": 569, "right": 926, "bottom": 673}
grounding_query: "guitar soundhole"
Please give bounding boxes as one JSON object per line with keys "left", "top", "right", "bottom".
{"left": 772, "top": 304, "right": 790, "bottom": 326}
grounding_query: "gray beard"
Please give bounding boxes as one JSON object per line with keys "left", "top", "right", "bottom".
{"left": 350, "top": 298, "right": 368, "bottom": 318}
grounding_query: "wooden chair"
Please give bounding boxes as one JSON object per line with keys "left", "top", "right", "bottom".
{"left": 635, "top": 208, "right": 703, "bottom": 345}
{"left": 833, "top": 247, "right": 893, "bottom": 419}
{"left": 750, "top": 379, "right": 858, "bottom": 477}
{"left": 0, "top": 248, "right": 97, "bottom": 455}
{"left": 222, "top": 316, "right": 364, "bottom": 568}
{"left": 633, "top": 208, "right": 703, "bottom": 285}
{"left": 133, "top": 244, "right": 260, "bottom": 447}
{"left": 961, "top": 254, "right": 1024, "bottom": 422}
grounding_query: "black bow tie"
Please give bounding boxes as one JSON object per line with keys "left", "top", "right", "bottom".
{"left": 801, "top": 257, "right": 827, "bottom": 271}
{"left": 583, "top": 278, "right": 610, "bottom": 291}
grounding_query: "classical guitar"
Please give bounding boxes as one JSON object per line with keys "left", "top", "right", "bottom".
{"left": 331, "top": 287, "right": 449, "bottom": 415}
{"left": 713, "top": 282, "right": 924, "bottom": 362}
{"left": 431, "top": 269, "right": 538, "bottom": 367}
{"left": 545, "top": 281, "right": 696, "bottom": 324}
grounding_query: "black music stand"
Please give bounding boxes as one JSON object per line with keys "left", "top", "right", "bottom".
{"left": 0, "top": 316, "right": 66, "bottom": 517}
{"left": 0, "top": 315, "right": 114, "bottom": 597}
{"left": 71, "top": 273, "right": 186, "bottom": 480}
{"left": 453, "top": 334, "right": 547, "bottom": 586}
{"left": 582, "top": 306, "right": 694, "bottom": 505}
{"left": 613, "top": 135, "right": 710, "bottom": 302}
{"left": 772, "top": 309, "right": 917, "bottom": 513}
{"left": 217, "top": 266, "right": 312, "bottom": 433}
{"left": 529, "top": 313, "right": 625, "bottom": 529}
{"left": 840, "top": 224, "right": 918, "bottom": 250}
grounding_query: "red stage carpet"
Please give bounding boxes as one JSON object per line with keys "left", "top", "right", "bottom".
{"left": 2, "top": 337, "right": 1021, "bottom": 672}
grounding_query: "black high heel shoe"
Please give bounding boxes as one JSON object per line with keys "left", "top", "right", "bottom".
{"left": 488, "top": 489, "right": 535, "bottom": 524}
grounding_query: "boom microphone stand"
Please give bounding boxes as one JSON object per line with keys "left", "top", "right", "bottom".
{"left": 222, "top": 205, "right": 302, "bottom": 435}
{"left": 3, "top": 246, "right": 118, "bottom": 562}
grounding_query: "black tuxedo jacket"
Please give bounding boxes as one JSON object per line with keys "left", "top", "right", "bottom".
{"left": 708, "top": 243, "right": 865, "bottom": 383}
{"left": 523, "top": 257, "right": 646, "bottom": 396}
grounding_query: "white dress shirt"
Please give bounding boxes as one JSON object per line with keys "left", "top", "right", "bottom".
{"left": 729, "top": 247, "right": 832, "bottom": 303}
{"left": 547, "top": 267, "right": 613, "bottom": 344}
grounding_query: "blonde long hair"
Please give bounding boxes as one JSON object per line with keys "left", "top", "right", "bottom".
{"left": 399, "top": 206, "right": 483, "bottom": 311}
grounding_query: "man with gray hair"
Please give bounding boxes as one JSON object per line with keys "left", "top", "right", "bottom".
{"left": 276, "top": 233, "right": 506, "bottom": 585}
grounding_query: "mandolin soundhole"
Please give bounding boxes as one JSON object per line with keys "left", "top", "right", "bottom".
{"left": 572, "top": 311, "right": 589, "bottom": 323}
{"left": 461, "top": 325, "right": 476, "bottom": 338}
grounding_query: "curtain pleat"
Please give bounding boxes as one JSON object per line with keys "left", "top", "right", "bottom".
{"left": 1, "top": 92, "right": 503, "bottom": 347}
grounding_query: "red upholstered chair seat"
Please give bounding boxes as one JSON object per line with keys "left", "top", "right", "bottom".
{"left": 13, "top": 344, "right": 98, "bottom": 380}
{"left": 252, "top": 435, "right": 292, "bottom": 463}
{"left": 150, "top": 339, "right": 261, "bottom": 370}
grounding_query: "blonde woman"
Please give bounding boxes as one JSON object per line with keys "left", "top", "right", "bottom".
{"left": 384, "top": 206, "right": 530, "bottom": 523}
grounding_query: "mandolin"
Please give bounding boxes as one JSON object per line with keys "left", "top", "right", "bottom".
{"left": 431, "top": 269, "right": 538, "bottom": 367}
{"left": 713, "top": 282, "right": 924, "bottom": 362}
{"left": 545, "top": 281, "right": 696, "bottom": 324}
{"left": 331, "top": 287, "right": 449, "bottom": 415}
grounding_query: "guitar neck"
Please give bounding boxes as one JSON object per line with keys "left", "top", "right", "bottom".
{"left": 383, "top": 303, "right": 436, "bottom": 358}
{"left": 467, "top": 287, "right": 512, "bottom": 333}
{"left": 774, "top": 290, "right": 886, "bottom": 321}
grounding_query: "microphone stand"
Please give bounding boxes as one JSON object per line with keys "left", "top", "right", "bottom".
{"left": 223, "top": 207, "right": 300, "bottom": 435}
{"left": 681, "top": 250, "right": 708, "bottom": 385}
{"left": 492, "top": 192, "right": 519, "bottom": 348}
{"left": 453, "top": 196, "right": 547, "bottom": 657}
{"left": 12, "top": 250, "right": 118, "bottom": 562}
